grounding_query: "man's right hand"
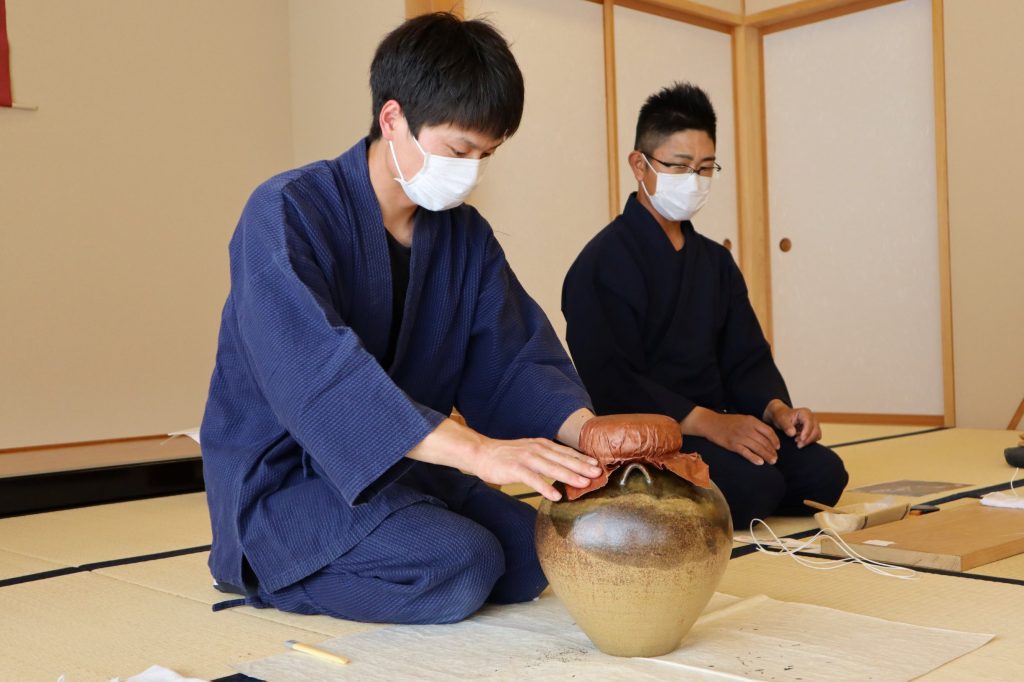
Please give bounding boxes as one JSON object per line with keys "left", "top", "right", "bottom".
{"left": 407, "top": 418, "right": 601, "bottom": 502}
{"left": 470, "top": 436, "right": 601, "bottom": 501}
{"left": 681, "top": 407, "right": 780, "bottom": 465}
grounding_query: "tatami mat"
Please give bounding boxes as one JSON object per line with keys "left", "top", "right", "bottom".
{"left": 1, "top": 425, "right": 1021, "bottom": 680}
{"left": 819, "top": 422, "right": 937, "bottom": 446}
{"left": 0, "top": 571, "right": 351, "bottom": 681}
{"left": 0, "top": 492, "right": 211, "bottom": 566}
{"left": 836, "top": 428, "right": 1018, "bottom": 503}
{"left": 719, "top": 552, "right": 1022, "bottom": 680}
{"left": 968, "top": 552, "right": 1024, "bottom": 580}
{"left": 0, "top": 548, "right": 68, "bottom": 581}
{"left": 96, "top": 551, "right": 384, "bottom": 638}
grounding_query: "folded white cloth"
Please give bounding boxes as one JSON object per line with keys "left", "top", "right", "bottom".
{"left": 980, "top": 491, "right": 1024, "bottom": 509}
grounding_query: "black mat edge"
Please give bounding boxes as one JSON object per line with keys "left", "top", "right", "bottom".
{"left": 0, "top": 456, "right": 204, "bottom": 518}
{"left": 0, "top": 544, "right": 211, "bottom": 589}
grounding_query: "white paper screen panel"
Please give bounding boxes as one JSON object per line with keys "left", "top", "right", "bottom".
{"left": 614, "top": 6, "right": 739, "bottom": 258}
{"left": 463, "top": 0, "right": 608, "bottom": 342}
{"left": 763, "top": 0, "right": 943, "bottom": 415}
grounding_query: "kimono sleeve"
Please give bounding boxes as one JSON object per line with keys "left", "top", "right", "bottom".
{"left": 454, "top": 230, "right": 591, "bottom": 440}
{"left": 231, "top": 183, "right": 444, "bottom": 505}
{"left": 718, "top": 257, "right": 791, "bottom": 417}
{"left": 563, "top": 255, "right": 697, "bottom": 422}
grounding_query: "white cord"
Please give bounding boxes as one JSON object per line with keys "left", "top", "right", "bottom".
{"left": 748, "top": 518, "right": 918, "bottom": 580}
{"left": 1010, "top": 467, "right": 1020, "bottom": 496}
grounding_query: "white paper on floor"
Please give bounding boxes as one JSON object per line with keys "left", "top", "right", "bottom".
{"left": 166, "top": 428, "right": 201, "bottom": 445}
{"left": 235, "top": 592, "right": 992, "bottom": 682}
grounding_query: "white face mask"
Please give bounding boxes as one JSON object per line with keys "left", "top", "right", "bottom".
{"left": 389, "top": 133, "right": 488, "bottom": 211}
{"left": 640, "top": 154, "right": 712, "bottom": 222}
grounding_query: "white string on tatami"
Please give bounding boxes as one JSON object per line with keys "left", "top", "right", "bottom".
{"left": 747, "top": 519, "right": 918, "bottom": 580}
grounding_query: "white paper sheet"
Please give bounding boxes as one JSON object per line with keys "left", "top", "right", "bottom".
{"left": 166, "top": 429, "right": 201, "bottom": 445}
{"left": 235, "top": 592, "right": 992, "bottom": 682}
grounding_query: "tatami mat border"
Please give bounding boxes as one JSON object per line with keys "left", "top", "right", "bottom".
{"left": 766, "top": 548, "right": 1024, "bottom": 588}
{"left": 0, "top": 544, "right": 211, "bottom": 589}
{"left": 732, "top": 539, "right": 1024, "bottom": 589}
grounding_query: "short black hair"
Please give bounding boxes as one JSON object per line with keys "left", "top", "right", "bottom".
{"left": 368, "top": 13, "right": 525, "bottom": 142}
{"left": 634, "top": 82, "right": 717, "bottom": 153}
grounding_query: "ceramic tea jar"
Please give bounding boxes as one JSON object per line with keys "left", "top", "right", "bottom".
{"left": 535, "top": 415, "right": 732, "bottom": 658}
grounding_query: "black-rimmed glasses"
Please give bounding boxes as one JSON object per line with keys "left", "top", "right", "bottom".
{"left": 644, "top": 153, "right": 722, "bottom": 178}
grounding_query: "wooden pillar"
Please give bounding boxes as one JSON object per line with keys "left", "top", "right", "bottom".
{"left": 931, "top": 0, "right": 956, "bottom": 426}
{"left": 602, "top": 0, "right": 620, "bottom": 221}
{"left": 731, "top": 23, "right": 773, "bottom": 342}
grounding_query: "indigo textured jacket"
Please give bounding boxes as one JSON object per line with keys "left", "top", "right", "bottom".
{"left": 201, "top": 138, "right": 590, "bottom": 593}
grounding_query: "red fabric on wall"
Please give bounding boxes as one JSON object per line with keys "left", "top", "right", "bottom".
{"left": 0, "top": 0, "right": 12, "bottom": 107}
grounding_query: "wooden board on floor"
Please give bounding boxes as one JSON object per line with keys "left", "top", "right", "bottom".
{"left": 820, "top": 501, "right": 1024, "bottom": 571}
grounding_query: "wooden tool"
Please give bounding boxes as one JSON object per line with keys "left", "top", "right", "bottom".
{"left": 820, "top": 500, "right": 1024, "bottom": 571}
{"left": 804, "top": 499, "right": 843, "bottom": 513}
{"left": 284, "top": 640, "right": 350, "bottom": 666}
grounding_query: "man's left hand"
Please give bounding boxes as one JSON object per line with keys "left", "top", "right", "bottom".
{"left": 763, "top": 399, "right": 822, "bottom": 449}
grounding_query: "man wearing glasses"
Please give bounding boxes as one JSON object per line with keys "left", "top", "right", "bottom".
{"left": 562, "top": 82, "right": 847, "bottom": 529}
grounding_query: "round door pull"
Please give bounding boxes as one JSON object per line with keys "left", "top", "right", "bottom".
{"left": 779, "top": 238, "right": 792, "bottom": 252}
{"left": 722, "top": 238, "right": 733, "bottom": 251}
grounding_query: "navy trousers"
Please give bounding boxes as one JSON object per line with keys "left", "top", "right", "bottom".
{"left": 686, "top": 431, "right": 849, "bottom": 530}
{"left": 254, "top": 474, "right": 546, "bottom": 625}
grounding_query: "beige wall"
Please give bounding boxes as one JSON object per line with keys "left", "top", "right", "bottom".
{"left": 463, "top": 0, "right": 608, "bottom": 343}
{"left": 0, "top": 1, "right": 294, "bottom": 447}
{"left": 289, "top": 1, "right": 404, "bottom": 166}
{"left": 2, "top": 0, "right": 1019, "bottom": 448}
{"left": 944, "top": 0, "right": 1024, "bottom": 428}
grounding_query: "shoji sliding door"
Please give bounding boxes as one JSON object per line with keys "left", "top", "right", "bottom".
{"left": 763, "top": 0, "right": 944, "bottom": 419}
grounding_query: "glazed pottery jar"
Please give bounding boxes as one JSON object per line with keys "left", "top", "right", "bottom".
{"left": 535, "top": 415, "right": 732, "bottom": 657}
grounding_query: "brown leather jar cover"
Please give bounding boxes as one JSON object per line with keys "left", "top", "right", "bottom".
{"left": 568, "top": 414, "right": 711, "bottom": 501}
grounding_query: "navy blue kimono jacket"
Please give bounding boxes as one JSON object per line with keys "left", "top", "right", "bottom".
{"left": 201, "top": 138, "right": 590, "bottom": 594}
{"left": 562, "top": 193, "right": 789, "bottom": 423}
